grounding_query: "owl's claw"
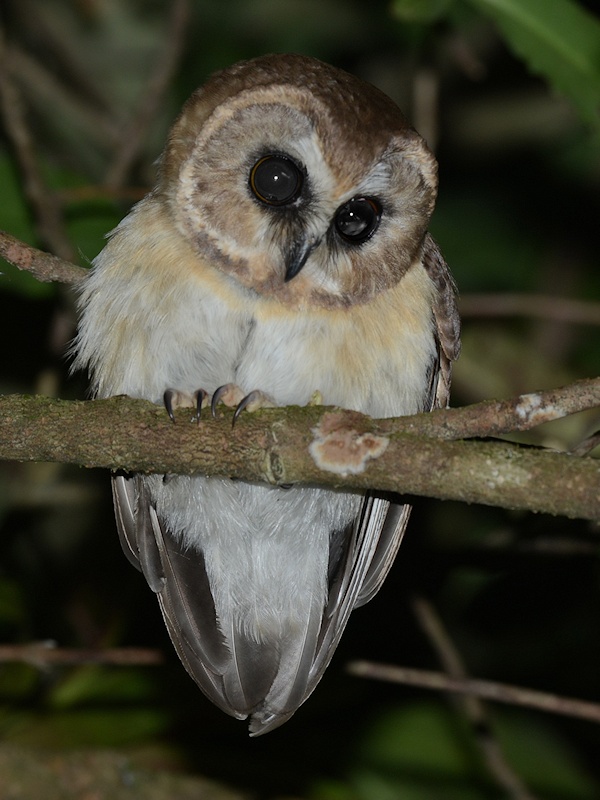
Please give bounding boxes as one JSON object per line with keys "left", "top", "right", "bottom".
{"left": 163, "top": 389, "right": 178, "bottom": 422}
{"left": 163, "top": 388, "right": 208, "bottom": 423}
{"left": 233, "top": 390, "right": 276, "bottom": 426}
{"left": 234, "top": 389, "right": 275, "bottom": 419}
{"left": 211, "top": 384, "right": 275, "bottom": 427}
{"left": 211, "top": 384, "right": 246, "bottom": 418}
{"left": 194, "top": 389, "right": 208, "bottom": 423}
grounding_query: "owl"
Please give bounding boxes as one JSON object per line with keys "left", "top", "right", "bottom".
{"left": 74, "top": 53, "right": 460, "bottom": 735}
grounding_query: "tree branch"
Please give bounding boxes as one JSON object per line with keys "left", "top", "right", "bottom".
{"left": 459, "top": 293, "right": 600, "bottom": 326}
{"left": 0, "top": 642, "right": 163, "bottom": 667}
{"left": 348, "top": 660, "right": 600, "bottom": 726}
{"left": 0, "top": 229, "right": 87, "bottom": 283}
{"left": 0, "top": 391, "right": 598, "bottom": 520}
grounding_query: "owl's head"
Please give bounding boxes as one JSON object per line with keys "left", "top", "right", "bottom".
{"left": 159, "top": 54, "right": 438, "bottom": 309}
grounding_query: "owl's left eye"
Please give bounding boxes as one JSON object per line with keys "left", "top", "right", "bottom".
{"left": 249, "top": 155, "right": 303, "bottom": 206}
{"left": 334, "top": 197, "right": 381, "bottom": 244}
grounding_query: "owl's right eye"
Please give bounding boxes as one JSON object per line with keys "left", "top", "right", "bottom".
{"left": 249, "top": 155, "right": 303, "bottom": 206}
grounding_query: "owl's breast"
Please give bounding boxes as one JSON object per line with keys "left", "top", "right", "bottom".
{"left": 235, "top": 261, "right": 439, "bottom": 418}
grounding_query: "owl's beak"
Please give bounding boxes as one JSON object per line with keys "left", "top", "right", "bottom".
{"left": 284, "top": 236, "right": 320, "bottom": 282}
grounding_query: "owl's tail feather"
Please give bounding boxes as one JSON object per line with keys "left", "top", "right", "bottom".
{"left": 113, "top": 473, "right": 331, "bottom": 731}
{"left": 245, "top": 599, "right": 324, "bottom": 735}
{"left": 112, "top": 473, "right": 412, "bottom": 734}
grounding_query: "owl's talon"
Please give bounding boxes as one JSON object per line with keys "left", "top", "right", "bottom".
{"left": 233, "top": 390, "right": 276, "bottom": 427}
{"left": 211, "top": 385, "right": 225, "bottom": 418}
{"left": 210, "top": 385, "right": 276, "bottom": 425}
{"left": 164, "top": 388, "right": 207, "bottom": 423}
{"left": 232, "top": 401, "right": 245, "bottom": 427}
{"left": 163, "top": 389, "right": 177, "bottom": 423}
{"left": 211, "top": 383, "right": 246, "bottom": 418}
{"left": 194, "top": 389, "right": 208, "bottom": 423}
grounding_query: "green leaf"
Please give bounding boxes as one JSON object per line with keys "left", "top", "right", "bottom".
{"left": 494, "top": 708, "right": 599, "bottom": 798}
{"left": 5, "top": 708, "right": 168, "bottom": 748}
{"left": 0, "top": 579, "right": 25, "bottom": 627}
{"left": 392, "top": 0, "right": 455, "bottom": 23}
{"left": 466, "top": 0, "right": 600, "bottom": 128}
{"left": 352, "top": 702, "right": 599, "bottom": 798}
{"left": 0, "top": 156, "right": 53, "bottom": 298}
{"left": 49, "top": 665, "right": 157, "bottom": 709}
{"left": 355, "top": 702, "right": 489, "bottom": 798}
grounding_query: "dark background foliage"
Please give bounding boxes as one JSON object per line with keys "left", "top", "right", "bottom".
{"left": 0, "top": 0, "right": 599, "bottom": 797}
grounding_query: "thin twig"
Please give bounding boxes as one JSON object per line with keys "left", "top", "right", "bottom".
{"left": 105, "top": 0, "right": 190, "bottom": 188}
{"left": 348, "top": 661, "right": 600, "bottom": 726}
{"left": 402, "top": 376, "right": 600, "bottom": 440}
{"left": 0, "top": 230, "right": 87, "bottom": 283}
{"left": 12, "top": 1, "right": 115, "bottom": 115}
{"left": 0, "top": 28, "right": 75, "bottom": 261}
{"left": 412, "top": 67, "right": 439, "bottom": 152}
{"left": 460, "top": 293, "right": 600, "bottom": 326}
{"left": 9, "top": 44, "right": 119, "bottom": 146}
{"left": 570, "top": 430, "right": 600, "bottom": 457}
{"left": 411, "top": 597, "right": 537, "bottom": 800}
{"left": 0, "top": 642, "right": 163, "bottom": 667}
{"left": 56, "top": 185, "right": 147, "bottom": 205}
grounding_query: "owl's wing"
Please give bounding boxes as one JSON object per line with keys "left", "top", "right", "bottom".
{"left": 306, "top": 236, "right": 461, "bottom": 702}
{"left": 302, "top": 494, "right": 405, "bottom": 697}
{"left": 347, "top": 236, "right": 459, "bottom": 605}
{"left": 112, "top": 473, "right": 243, "bottom": 719}
{"left": 421, "top": 233, "right": 461, "bottom": 409}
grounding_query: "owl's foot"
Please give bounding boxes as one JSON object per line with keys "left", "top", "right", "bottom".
{"left": 163, "top": 388, "right": 208, "bottom": 423}
{"left": 211, "top": 383, "right": 276, "bottom": 427}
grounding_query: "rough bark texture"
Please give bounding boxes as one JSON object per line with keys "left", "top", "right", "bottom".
{"left": 0, "top": 229, "right": 88, "bottom": 283}
{"left": 1, "top": 392, "right": 598, "bottom": 520}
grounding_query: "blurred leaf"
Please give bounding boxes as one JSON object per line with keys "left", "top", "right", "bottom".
{"left": 49, "top": 665, "right": 157, "bottom": 709}
{"left": 0, "top": 664, "right": 39, "bottom": 702}
{"left": 494, "top": 708, "right": 598, "bottom": 798}
{"left": 350, "top": 702, "right": 598, "bottom": 798}
{"left": 0, "top": 155, "right": 120, "bottom": 295}
{"left": 392, "top": 0, "right": 454, "bottom": 23}
{"left": 5, "top": 708, "right": 168, "bottom": 748}
{"left": 0, "top": 579, "right": 25, "bottom": 627}
{"left": 66, "top": 204, "right": 123, "bottom": 267}
{"left": 41, "top": 164, "right": 125, "bottom": 266}
{"left": 311, "top": 780, "right": 356, "bottom": 800}
{"left": 467, "top": 0, "right": 600, "bottom": 128}
{"left": 0, "top": 156, "right": 53, "bottom": 298}
{"left": 354, "top": 702, "right": 488, "bottom": 798}
{"left": 430, "top": 193, "right": 541, "bottom": 293}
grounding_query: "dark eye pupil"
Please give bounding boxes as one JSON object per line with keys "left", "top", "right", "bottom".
{"left": 250, "top": 155, "right": 302, "bottom": 206}
{"left": 334, "top": 197, "right": 381, "bottom": 243}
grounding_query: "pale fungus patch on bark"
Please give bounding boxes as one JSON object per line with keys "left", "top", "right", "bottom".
{"left": 309, "top": 413, "right": 389, "bottom": 476}
{"left": 515, "top": 392, "right": 562, "bottom": 427}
